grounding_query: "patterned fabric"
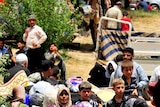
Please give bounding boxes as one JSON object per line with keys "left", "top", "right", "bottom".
{"left": 98, "top": 30, "right": 160, "bottom": 61}
{"left": 75, "top": 100, "right": 98, "bottom": 107}
{"left": 0, "top": 70, "right": 29, "bottom": 96}
{"left": 99, "top": 30, "right": 128, "bottom": 61}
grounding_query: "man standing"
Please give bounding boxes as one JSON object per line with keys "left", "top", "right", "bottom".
{"left": 23, "top": 15, "right": 47, "bottom": 73}
{"left": 89, "top": 0, "right": 102, "bottom": 51}
{"left": 105, "top": 0, "right": 123, "bottom": 30}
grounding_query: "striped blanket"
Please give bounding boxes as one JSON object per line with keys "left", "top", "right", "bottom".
{"left": 98, "top": 30, "right": 160, "bottom": 61}
{"left": 0, "top": 70, "right": 29, "bottom": 96}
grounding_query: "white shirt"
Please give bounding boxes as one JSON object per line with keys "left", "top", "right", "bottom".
{"left": 23, "top": 25, "right": 47, "bottom": 49}
{"left": 150, "top": 65, "right": 160, "bottom": 83}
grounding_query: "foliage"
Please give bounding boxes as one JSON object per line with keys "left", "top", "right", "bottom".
{"left": 0, "top": 0, "right": 77, "bottom": 49}
{"left": 129, "top": 10, "right": 160, "bottom": 18}
{"left": 0, "top": 54, "right": 11, "bottom": 79}
{"left": 0, "top": 96, "right": 11, "bottom": 107}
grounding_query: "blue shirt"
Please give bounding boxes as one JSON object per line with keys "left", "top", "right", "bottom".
{"left": 0, "top": 46, "right": 10, "bottom": 56}
{"left": 114, "top": 61, "right": 149, "bottom": 89}
{"left": 138, "top": 1, "right": 149, "bottom": 11}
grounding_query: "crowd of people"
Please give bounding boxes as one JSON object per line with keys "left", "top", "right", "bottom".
{"left": 0, "top": 0, "right": 159, "bottom": 107}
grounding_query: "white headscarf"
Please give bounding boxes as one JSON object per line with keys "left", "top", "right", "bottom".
{"left": 105, "top": 60, "right": 117, "bottom": 78}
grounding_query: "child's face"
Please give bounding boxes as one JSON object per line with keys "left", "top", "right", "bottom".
{"left": 59, "top": 90, "right": 69, "bottom": 105}
{"left": 79, "top": 89, "right": 92, "bottom": 101}
{"left": 113, "top": 84, "right": 125, "bottom": 96}
{"left": 122, "top": 67, "right": 133, "bottom": 79}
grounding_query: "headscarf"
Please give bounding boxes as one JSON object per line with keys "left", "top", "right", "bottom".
{"left": 105, "top": 60, "right": 117, "bottom": 78}
{"left": 55, "top": 86, "right": 72, "bottom": 107}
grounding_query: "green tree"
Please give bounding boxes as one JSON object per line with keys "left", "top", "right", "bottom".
{"left": 0, "top": 0, "right": 76, "bottom": 48}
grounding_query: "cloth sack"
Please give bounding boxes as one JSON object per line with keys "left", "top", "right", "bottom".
{"left": 66, "top": 77, "right": 83, "bottom": 92}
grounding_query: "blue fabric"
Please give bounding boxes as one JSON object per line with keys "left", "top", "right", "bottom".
{"left": 139, "top": 1, "right": 149, "bottom": 11}
{"left": 0, "top": 46, "right": 10, "bottom": 55}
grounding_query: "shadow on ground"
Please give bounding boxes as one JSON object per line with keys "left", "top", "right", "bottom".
{"left": 61, "top": 42, "right": 95, "bottom": 52}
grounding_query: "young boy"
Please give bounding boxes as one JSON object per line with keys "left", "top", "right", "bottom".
{"left": 105, "top": 78, "right": 127, "bottom": 107}
{"left": 120, "top": 11, "right": 134, "bottom": 31}
{"left": 74, "top": 81, "right": 99, "bottom": 107}
{"left": 121, "top": 60, "right": 138, "bottom": 96}
{"left": 105, "top": 78, "right": 148, "bottom": 107}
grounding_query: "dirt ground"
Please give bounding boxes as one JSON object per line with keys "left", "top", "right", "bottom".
{"left": 65, "top": 16, "right": 160, "bottom": 81}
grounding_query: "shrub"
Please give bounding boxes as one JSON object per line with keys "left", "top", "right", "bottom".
{"left": 0, "top": 0, "right": 77, "bottom": 49}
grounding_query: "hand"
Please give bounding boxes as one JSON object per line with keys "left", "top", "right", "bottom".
{"left": 32, "top": 42, "right": 37, "bottom": 47}
{"left": 25, "top": 27, "right": 30, "bottom": 35}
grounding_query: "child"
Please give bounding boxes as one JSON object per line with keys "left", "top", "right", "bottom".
{"left": 121, "top": 11, "right": 134, "bottom": 31}
{"left": 105, "top": 78, "right": 127, "bottom": 107}
{"left": 74, "top": 81, "right": 100, "bottom": 107}
{"left": 104, "top": 78, "right": 148, "bottom": 107}
{"left": 121, "top": 60, "right": 138, "bottom": 96}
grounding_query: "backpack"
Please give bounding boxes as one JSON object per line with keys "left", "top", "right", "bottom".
{"left": 133, "top": 97, "right": 148, "bottom": 107}
{"left": 88, "top": 62, "right": 108, "bottom": 87}
{"left": 126, "top": 95, "right": 148, "bottom": 107}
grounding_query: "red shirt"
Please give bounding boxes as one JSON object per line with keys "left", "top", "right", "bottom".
{"left": 148, "top": 5, "right": 152, "bottom": 11}
{"left": 121, "top": 17, "right": 131, "bottom": 31}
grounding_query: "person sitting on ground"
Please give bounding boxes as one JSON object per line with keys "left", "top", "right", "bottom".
{"left": 28, "top": 59, "right": 54, "bottom": 83}
{"left": 105, "top": 60, "right": 117, "bottom": 86}
{"left": 3, "top": 53, "right": 30, "bottom": 83}
{"left": 9, "top": 85, "right": 28, "bottom": 107}
{"left": 135, "top": 0, "right": 149, "bottom": 11}
{"left": 0, "top": 38, "right": 12, "bottom": 57}
{"left": 147, "top": 2, "right": 152, "bottom": 11}
{"left": 109, "top": 54, "right": 123, "bottom": 87}
{"left": 114, "top": 47, "right": 149, "bottom": 97}
{"left": 29, "top": 80, "right": 56, "bottom": 106}
{"left": 49, "top": 66, "right": 60, "bottom": 80}
{"left": 12, "top": 40, "right": 28, "bottom": 63}
{"left": 43, "top": 86, "right": 72, "bottom": 107}
{"left": 104, "top": 78, "right": 148, "bottom": 107}
{"left": 73, "top": 81, "right": 100, "bottom": 107}
{"left": 121, "top": 60, "right": 138, "bottom": 96}
{"left": 0, "top": 38, "right": 14, "bottom": 68}
{"left": 44, "top": 43, "right": 66, "bottom": 80}
{"left": 104, "top": 78, "right": 127, "bottom": 107}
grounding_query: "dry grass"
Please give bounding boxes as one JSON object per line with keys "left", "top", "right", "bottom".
{"left": 65, "top": 15, "right": 160, "bottom": 81}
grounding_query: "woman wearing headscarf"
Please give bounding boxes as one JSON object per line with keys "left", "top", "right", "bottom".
{"left": 105, "top": 60, "right": 118, "bottom": 87}
{"left": 44, "top": 86, "right": 72, "bottom": 107}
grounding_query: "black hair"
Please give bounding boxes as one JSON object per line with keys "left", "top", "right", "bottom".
{"left": 41, "top": 60, "right": 54, "bottom": 71}
{"left": 123, "top": 11, "right": 128, "bottom": 16}
{"left": 122, "top": 47, "right": 134, "bottom": 55}
{"left": 114, "top": 54, "right": 123, "bottom": 63}
{"left": 0, "top": 38, "right": 5, "bottom": 43}
{"left": 49, "top": 43, "right": 56, "bottom": 48}
{"left": 16, "top": 40, "right": 25, "bottom": 44}
{"left": 79, "top": 81, "right": 92, "bottom": 91}
{"left": 52, "top": 66, "right": 60, "bottom": 76}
